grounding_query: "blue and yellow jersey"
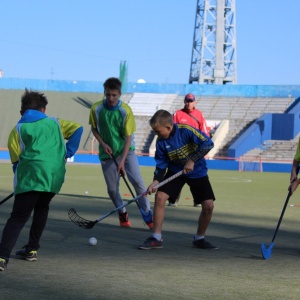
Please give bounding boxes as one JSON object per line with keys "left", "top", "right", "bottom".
{"left": 154, "top": 124, "right": 213, "bottom": 179}
{"left": 8, "top": 109, "right": 83, "bottom": 195}
{"left": 89, "top": 99, "right": 136, "bottom": 160}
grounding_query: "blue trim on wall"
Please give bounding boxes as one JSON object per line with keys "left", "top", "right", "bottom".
{"left": 0, "top": 151, "right": 291, "bottom": 173}
{"left": 0, "top": 151, "right": 10, "bottom": 160}
{"left": 2, "top": 77, "right": 300, "bottom": 98}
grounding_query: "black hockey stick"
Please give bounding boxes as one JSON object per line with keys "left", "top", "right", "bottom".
{"left": 0, "top": 192, "right": 14, "bottom": 206}
{"left": 111, "top": 154, "right": 139, "bottom": 206}
{"left": 68, "top": 170, "right": 183, "bottom": 229}
{"left": 111, "top": 154, "right": 152, "bottom": 223}
{"left": 261, "top": 166, "right": 299, "bottom": 259}
{"left": 261, "top": 189, "right": 292, "bottom": 260}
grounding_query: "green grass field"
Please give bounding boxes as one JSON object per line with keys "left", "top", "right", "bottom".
{"left": 1, "top": 162, "right": 300, "bottom": 299}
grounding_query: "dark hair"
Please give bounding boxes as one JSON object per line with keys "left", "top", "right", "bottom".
{"left": 21, "top": 89, "right": 48, "bottom": 114}
{"left": 149, "top": 109, "right": 174, "bottom": 127}
{"left": 103, "top": 77, "right": 122, "bottom": 93}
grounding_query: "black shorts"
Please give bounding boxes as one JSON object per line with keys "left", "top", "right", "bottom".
{"left": 158, "top": 170, "right": 215, "bottom": 205}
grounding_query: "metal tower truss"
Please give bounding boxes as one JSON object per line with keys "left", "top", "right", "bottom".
{"left": 189, "top": 0, "right": 237, "bottom": 84}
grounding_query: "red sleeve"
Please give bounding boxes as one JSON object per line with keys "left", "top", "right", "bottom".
{"left": 192, "top": 110, "right": 209, "bottom": 136}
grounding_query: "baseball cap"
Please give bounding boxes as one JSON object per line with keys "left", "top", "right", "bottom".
{"left": 184, "top": 93, "right": 195, "bottom": 102}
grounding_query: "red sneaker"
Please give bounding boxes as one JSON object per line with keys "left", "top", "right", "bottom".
{"left": 146, "top": 221, "right": 154, "bottom": 229}
{"left": 119, "top": 212, "right": 131, "bottom": 227}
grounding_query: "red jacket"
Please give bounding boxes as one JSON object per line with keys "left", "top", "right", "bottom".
{"left": 173, "top": 108, "right": 209, "bottom": 136}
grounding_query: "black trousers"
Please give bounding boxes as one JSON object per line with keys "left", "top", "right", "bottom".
{"left": 0, "top": 191, "right": 55, "bottom": 261}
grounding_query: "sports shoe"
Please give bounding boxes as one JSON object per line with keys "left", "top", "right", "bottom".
{"left": 168, "top": 202, "right": 178, "bottom": 207}
{"left": 140, "top": 209, "right": 154, "bottom": 229}
{"left": 15, "top": 245, "right": 38, "bottom": 261}
{"left": 138, "top": 236, "right": 163, "bottom": 250}
{"left": 146, "top": 221, "right": 154, "bottom": 229}
{"left": 0, "top": 258, "right": 7, "bottom": 271}
{"left": 193, "top": 204, "right": 201, "bottom": 207}
{"left": 193, "top": 238, "right": 218, "bottom": 249}
{"left": 119, "top": 212, "right": 131, "bottom": 227}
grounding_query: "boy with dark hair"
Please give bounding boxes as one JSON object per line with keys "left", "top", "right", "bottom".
{"left": 89, "top": 77, "right": 153, "bottom": 228}
{"left": 0, "top": 89, "right": 83, "bottom": 271}
{"left": 138, "top": 109, "right": 218, "bottom": 250}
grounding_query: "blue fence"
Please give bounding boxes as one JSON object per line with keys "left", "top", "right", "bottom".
{"left": 0, "top": 151, "right": 291, "bottom": 173}
{"left": 2, "top": 77, "right": 300, "bottom": 98}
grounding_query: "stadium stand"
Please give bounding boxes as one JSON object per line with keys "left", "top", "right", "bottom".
{"left": 164, "top": 95, "right": 295, "bottom": 158}
{"left": 129, "top": 93, "right": 177, "bottom": 115}
{"left": 242, "top": 133, "right": 300, "bottom": 161}
{"left": 0, "top": 87, "right": 299, "bottom": 161}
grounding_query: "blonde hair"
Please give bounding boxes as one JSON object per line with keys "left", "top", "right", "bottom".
{"left": 149, "top": 109, "right": 173, "bottom": 127}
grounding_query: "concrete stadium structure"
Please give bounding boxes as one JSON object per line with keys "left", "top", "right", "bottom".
{"left": 1, "top": 78, "right": 300, "bottom": 172}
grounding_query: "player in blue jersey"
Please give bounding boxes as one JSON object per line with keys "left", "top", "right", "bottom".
{"left": 138, "top": 109, "right": 218, "bottom": 250}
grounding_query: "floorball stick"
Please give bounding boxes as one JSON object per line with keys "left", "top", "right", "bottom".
{"left": 261, "top": 189, "right": 292, "bottom": 260}
{"left": 111, "top": 154, "right": 139, "bottom": 206}
{"left": 68, "top": 170, "right": 183, "bottom": 229}
{"left": 0, "top": 192, "right": 14, "bottom": 206}
{"left": 111, "top": 154, "right": 153, "bottom": 223}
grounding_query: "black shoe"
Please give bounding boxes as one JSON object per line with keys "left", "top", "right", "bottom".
{"left": 0, "top": 258, "right": 7, "bottom": 271}
{"left": 138, "top": 236, "right": 163, "bottom": 250}
{"left": 15, "top": 245, "right": 38, "bottom": 261}
{"left": 193, "top": 238, "right": 218, "bottom": 249}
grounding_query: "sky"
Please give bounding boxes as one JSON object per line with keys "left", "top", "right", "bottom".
{"left": 1, "top": 0, "right": 300, "bottom": 85}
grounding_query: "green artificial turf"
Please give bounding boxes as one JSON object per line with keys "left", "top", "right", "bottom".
{"left": 1, "top": 162, "right": 300, "bottom": 299}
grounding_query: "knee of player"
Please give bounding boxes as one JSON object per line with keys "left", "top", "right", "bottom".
{"left": 201, "top": 199, "right": 214, "bottom": 212}
{"left": 155, "top": 192, "right": 168, "bottom": 205}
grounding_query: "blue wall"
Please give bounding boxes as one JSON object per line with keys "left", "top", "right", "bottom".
{"left": 228, "top": 114, "right": 272, "bottom": 157}
{"left": 2, "top": 77, "right": 300, "bottom": 98}
{"left": 272, "top": 114, "right": 294, "bottom": 139}
{"left": 0, "top": 151, "right": 292, "bottom": 173}
{"left": 228, "top": 109, "right": 300, "bottom": 158}
{"left": 228, "top": 95, "right": 300, "bottom": 158}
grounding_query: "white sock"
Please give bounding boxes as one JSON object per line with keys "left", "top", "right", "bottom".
{"left": 194, "top": 235, "right": 204, "bottom": 240}
{"left": 152, "top": 233, "right": 162, "bottom": 241}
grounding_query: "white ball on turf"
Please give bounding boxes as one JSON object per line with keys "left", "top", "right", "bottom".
{"left": 89, "top": 237, "right": 97, "bottom": 246}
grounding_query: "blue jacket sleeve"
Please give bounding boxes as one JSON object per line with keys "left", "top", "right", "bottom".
{"left": 65, "top": 127, "right": 83, "bottom": 158}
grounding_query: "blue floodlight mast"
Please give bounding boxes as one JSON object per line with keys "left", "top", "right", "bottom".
{"left": 189, "top": 0, "right": 237, "bottom": 84}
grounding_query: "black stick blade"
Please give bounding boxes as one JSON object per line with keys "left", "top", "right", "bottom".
{"left": 68, "top": 208, "right": 97, "bottom": 229}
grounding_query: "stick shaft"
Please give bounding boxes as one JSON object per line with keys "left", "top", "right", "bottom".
{"left": 271, "top": 166, "right": 299, "bottom": 242}
{"left": 95, "top": 170, "right": 183, "bottom": 223}
{"left": 111, "top": 154, "right": 137, "bottom": 199}
{"left": 0, "top": 192, "right": 14, "bottom": 206}
{"left": 271, "top": 190, "right": 292, "bottom": 242}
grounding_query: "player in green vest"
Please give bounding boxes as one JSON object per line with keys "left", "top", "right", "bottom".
{"left": 89, "top": 77, "right": 153, "bottom": 228}
{"left": 0, "top": 89, "right": 83, "bottom": 271}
